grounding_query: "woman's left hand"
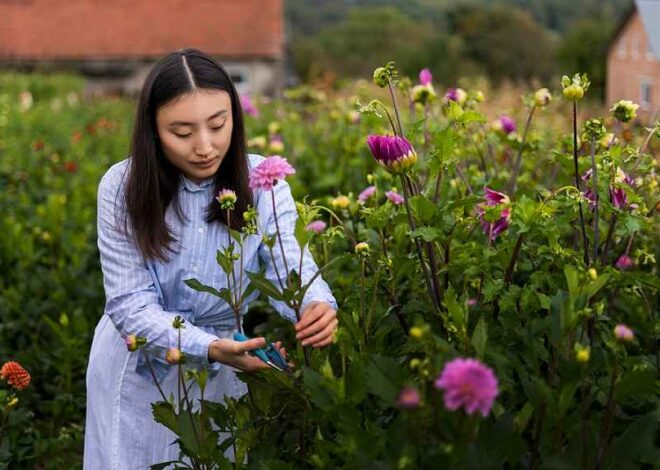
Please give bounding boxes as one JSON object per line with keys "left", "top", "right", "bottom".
{"left": 294, "top": 301, "right": 338, "bottom": 348}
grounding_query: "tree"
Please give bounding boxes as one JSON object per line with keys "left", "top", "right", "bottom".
{"left": 558, "top": 16, "right": 615, "bottom": 100}
{"left": 448, "top": 5, "right": 557, "bottom": 85}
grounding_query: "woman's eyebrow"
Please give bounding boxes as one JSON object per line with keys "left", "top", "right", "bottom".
{"left": 169, "top": 109, "right": 227, "bottom": 127}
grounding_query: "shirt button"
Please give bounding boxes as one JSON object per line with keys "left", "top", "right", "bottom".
{"left": 198, "top": 227, "right": 204, "bottom": 234}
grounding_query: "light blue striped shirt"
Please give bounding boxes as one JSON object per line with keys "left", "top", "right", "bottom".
{"left": 97, "top": 153, "right": 337, "bottom": 380}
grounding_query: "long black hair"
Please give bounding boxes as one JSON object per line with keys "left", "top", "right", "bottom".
{"left": 124, "top": 48, "right": 253, "bottom": 262}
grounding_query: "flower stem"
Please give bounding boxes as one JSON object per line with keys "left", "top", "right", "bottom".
{"left": 595, "top": 365, "right": 618, "bottom": 469}
{"left": 504, "top": 233, "right": 525, "bottom": 285}
{"left": 572, "top": 101, "right": 590, "bottom": 266}
{"left": 271, "top": 190, "right": 291, "bottom": 286}
{"left": 590, "top": 142, "right": 600, "bottom": 264}
{"left": 509, "top": 105, "right": 536, "bottom": 194}
{"left": 387, "top": 79, "right": 404, "bottom": 137}
{"left": 400, "top": 174, "right": 441, "bottom": 314}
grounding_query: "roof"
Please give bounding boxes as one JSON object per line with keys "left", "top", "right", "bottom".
{"left": 637, "top": 0, "right": 660, "bottom": 59}
{"left": 609, "top": 0, "right": 660, "bottom": 60}
{"left": 0, "top": 0, "right": 284, "bottom": 60}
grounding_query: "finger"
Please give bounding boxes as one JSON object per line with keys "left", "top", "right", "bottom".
{"left": 236, "top": 352, "right": 271, "bottom": 371}
{"left": 302, "top": 319, "right": 338, "bottom": 346}
{"left": 295, "top": 303, "right": 326, "bottom": 331}
{"left": 311, "top": 335, "right": 334, "bottom": 348}
{"left": 237, "top": 337, "right": 266, "bottom": 353}
{"left": 297, "top": 309, "right": 336, "bottom": 340}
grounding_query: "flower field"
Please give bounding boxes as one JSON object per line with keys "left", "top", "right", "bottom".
{"left": 0, "top": 66, "right": 659, "bottom": 468}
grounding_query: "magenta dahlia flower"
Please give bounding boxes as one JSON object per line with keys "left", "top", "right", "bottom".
{"left": 397, "top": 386, "right": 421, "bottom": 409}
{"left": 614, "top": 324, "right": 634, "bottom": 342}
{"left": 476, "top": 187, "right": 511, "bottom": 241}
{"left": 366, "top": 135, "right": 418, "bottom": 174}
{"left": 248, "top": 156, "right": 295, "bottom": 192}
{"left": 615, "top": 255, "right": 633, "bottom": 270}
{"left": 434, "top": 357, "right": 499, "bottom": 417}
{"left": 240, "top": 94, "right": 259, "bottom": 117}
{"left": 305, "top": 220, "right": 327, "bottom": 234}
{"left": 358, "top": 185, "right": 377, "bottom": 204}
{"left": 385, "top": 190, "right": 404, "bottom": 205}
{"left": 419, "top": 68, "right": 432, "bottom": 86}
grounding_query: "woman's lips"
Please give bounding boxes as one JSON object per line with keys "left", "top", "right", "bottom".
{"left": 193, "top": 158, "right": 217, "bottom": 169}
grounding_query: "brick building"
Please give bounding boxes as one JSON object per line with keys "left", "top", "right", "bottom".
{"left": 0, "top": 0, "right": 285, "bottom": 97}
{"left": 607, "top": 0, "right": 660, "bottom": 120}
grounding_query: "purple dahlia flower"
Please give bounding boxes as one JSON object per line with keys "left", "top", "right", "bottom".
{"left": 366, "top": 135, "right": 418, "bottom": 174}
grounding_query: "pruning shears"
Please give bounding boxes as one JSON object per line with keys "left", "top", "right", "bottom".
{"left": 233, "top": 332, "right": 290, "bottom": 373}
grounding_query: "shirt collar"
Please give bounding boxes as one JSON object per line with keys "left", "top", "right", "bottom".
{"left": 180, "top": 174, "right": 215, "bottom": 193}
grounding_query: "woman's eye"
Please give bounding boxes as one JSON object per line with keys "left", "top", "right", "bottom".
{"left": 174, "top": 124, "right": 224, "bottom": 138}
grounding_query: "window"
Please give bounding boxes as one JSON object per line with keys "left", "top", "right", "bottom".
{"left": 617, "top": 37, "right": 626, "bottom": 58}
{"left": 632, "top": 36, "right": 640, "bottom": 59}
{"left": 640, "top": 82, "right": 652, "bottom": 109}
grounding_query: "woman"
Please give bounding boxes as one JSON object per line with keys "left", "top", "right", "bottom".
{"left": 84, "top": 48, "right": 338, "bottom": 469}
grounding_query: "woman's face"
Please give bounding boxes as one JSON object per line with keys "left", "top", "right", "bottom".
{"left": 155, "top": 89, "right": 234, "bottom": 184}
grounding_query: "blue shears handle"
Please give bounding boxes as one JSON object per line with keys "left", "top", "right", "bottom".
{"left": 232, "top": 332, "right": 289, "bottom": 372}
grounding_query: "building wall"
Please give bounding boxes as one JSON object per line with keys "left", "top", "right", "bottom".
{"left": 607, "top": 10, "right": 660, "bottom": 121}
{"left": 81, "top": 58, "right": 285, "bottom": 98}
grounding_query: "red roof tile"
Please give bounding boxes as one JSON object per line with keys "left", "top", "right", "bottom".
{"left": 0, "top": 0, "right": 283, "bottom": 59}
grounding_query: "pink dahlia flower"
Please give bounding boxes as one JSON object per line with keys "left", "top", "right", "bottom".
{"left": 476, "top": 187, "right": 511, "bottom": 241}
{"left": 240, "top": 94, "right": 259, "bottom": 117}
{"left": 397, "top": 386, "right": 421, "bottom": 409}
{"left": 614, "top": 324, "right": 634, "bottom": 342}
{"left": 434, "top": 357, "right": 499, "bottom": 417}
{"left": 615, "top": 255, "right": 633, "bottom": 270}
{"left": 385, "top": 190, "right": 404, "bottom": 205}
{"left": 419, "top": 68, "right": 433, "bottom": 86}
{"left": 248, "top": 156, "right": 295, "bottom": 192}
{"left": 358, "top": 185, "right": 377, "bottom": 204}
{"left": 305, "top": 220, "right": 327, "bottom": 234}
{"left": 366, "top": 135, "right": 418, "bottom": 174}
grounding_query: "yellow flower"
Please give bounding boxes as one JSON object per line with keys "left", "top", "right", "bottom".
{"left": 576, "top": 346, "right": 590, "bottom": 363}
{"left": 331, "top": 195, "right": 350, "bottom": 209}
{"left": 409, "top": 326, "right": 425, "bottom": 339}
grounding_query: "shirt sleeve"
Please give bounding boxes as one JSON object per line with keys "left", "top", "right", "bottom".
{"left": 256, "top": 179, "right": 338, "bottom": 323}
{"left": 97, "top": 167, "right": 220, "bottom": 364}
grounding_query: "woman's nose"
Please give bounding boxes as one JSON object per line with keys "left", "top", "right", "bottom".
{"left": 194, "top": 133, "right": 213, "bottom": 156}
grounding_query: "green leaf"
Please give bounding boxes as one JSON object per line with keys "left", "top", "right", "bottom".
{"left": 183, "top": 278, "right": 221, "bottom": 297}
{"left": 471, "top": 317, "right": 488, "bottom": 358}
{"left": 294, "top": 216, "right": 312, "bottom": 249}
{"left": 443, "top": 286, "right": 466, "bottom": 335}
{"left": 151, "top": 402, "right": 178, "bottom": 435}
{"left": 216, "top": 249, "right": 233, "bottom": 274}
{"left": 409, "top": 195, "right": 437, "bottom": 224}
{"left": 615, "top": 369, "right": 656, "bottom": 400}
{"left": 410, "top": 226, "right": 443, "bottom": 242}
{"left": 246, "top": 271, "right": 285, "bottom": 301}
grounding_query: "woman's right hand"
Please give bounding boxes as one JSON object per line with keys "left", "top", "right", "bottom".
{"left": 207, "top": 337, "right": 271, "bottom": 372}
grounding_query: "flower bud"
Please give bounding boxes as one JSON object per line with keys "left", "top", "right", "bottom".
{"left": 373, "top": 67, "right": 389, "bottom": 88}
{"left": 166, "top": 348, "right": 183, "bottom": 365}
{"left": 396, "top": 386, "right": 421, "bottom": 409}
{"left": 588, "top": 268, "right": 598, "bottom": 280}
{"left": 581, "top": 119, "right": 607, "bottom": 143}
{"left": 575, "top": 346, "right": 590, "bottom": 363}
{"left": 354, "top": 242, "right": 370, "bottom": 256}
{"left": 409, "top": 326, "right": 425, "bottom": 339}
{"left": 563, "top": 84, "right": 584, "bottom": 101}
{"left": 610, "top": 100, "right": 639, "bottom": 123}
{"left": 411, "top": 84, "right": 436, "bottom": 106}
{"left": 534, "top": 88, "right": 552, "bottom": 107}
